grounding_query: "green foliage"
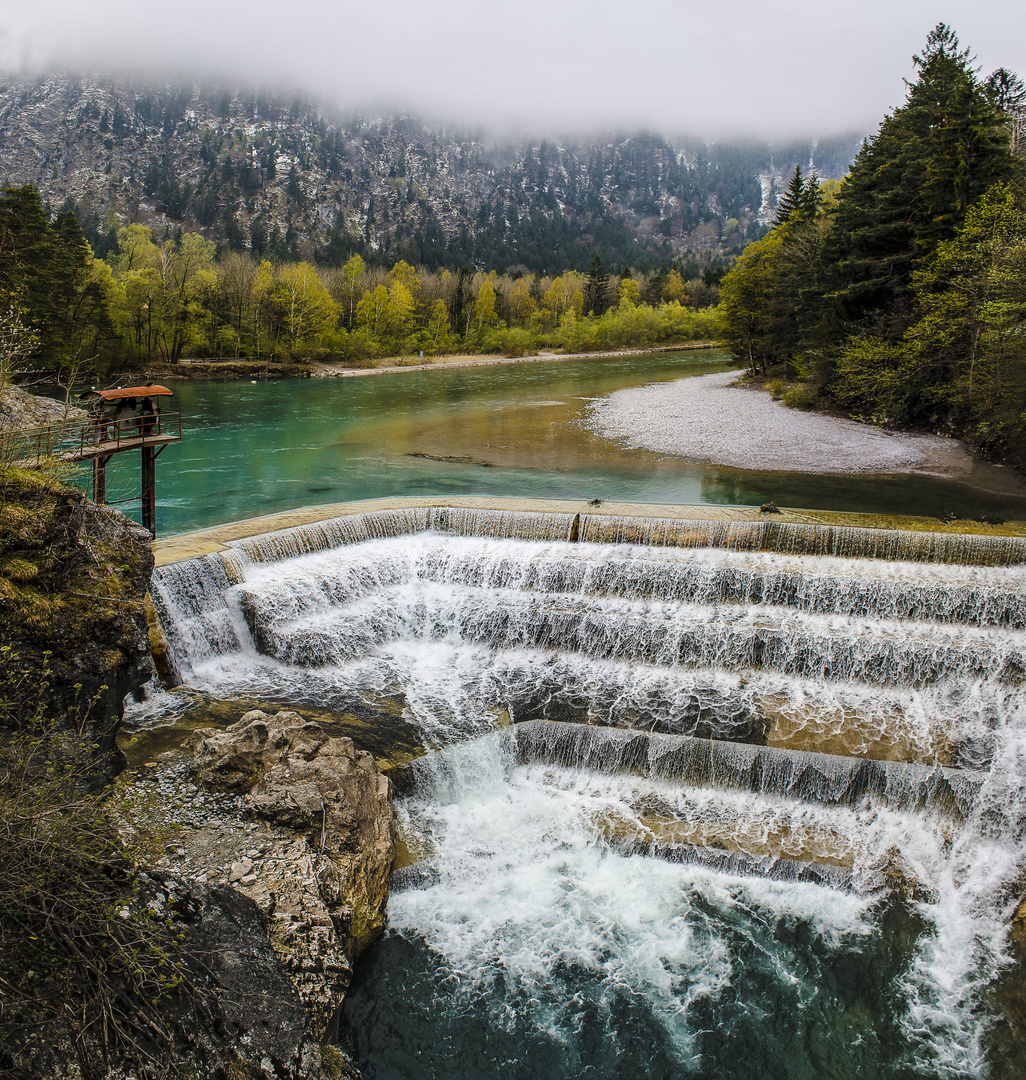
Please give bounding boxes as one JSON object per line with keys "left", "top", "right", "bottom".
{"left": 0, "top": 186, "right": 120, "bottom": 377}
{"left": 0, "top": 182, "right": 726, "bottom": 375}
{"left": 780, "top": 383, "right": 819, "bottom": 410}
{"left": 718, "top": 231, "right": 784, "bottom": 373}
{"left": 583, "top": 255, "right": 611, "bottom": 317}
{"left": 824, "top": 24, "right": 1014, "bottom": 334}
{"left": 828, "top": 182, "right": 1026, "bottom": 454}
{"left": 553, "top": 298, "right": 722, "bottom": 353}
{"left": 774, "top": 165, "right": 821, "bottom": 227}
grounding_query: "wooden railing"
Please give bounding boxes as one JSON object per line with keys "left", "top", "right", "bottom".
{"left": 1, "top": 411, "right": 184, "bottom": 463}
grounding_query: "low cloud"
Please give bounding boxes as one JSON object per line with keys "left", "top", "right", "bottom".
{"left": 2, "top": 1, "right": 1022, "bottom": 140}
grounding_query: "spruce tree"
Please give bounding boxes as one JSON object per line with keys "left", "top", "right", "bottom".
{"left": 774, "top": 165, "right": 821, "bottom": 227}
{"left": 0, "top": 185, "right": 61, "bottom": 362}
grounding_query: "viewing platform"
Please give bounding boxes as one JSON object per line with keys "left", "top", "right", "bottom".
{"left": 1, "top": 385, "right": 183, "bottom": 536}
{"left": 6, "top": 410, "right": 183, "bottom": 463}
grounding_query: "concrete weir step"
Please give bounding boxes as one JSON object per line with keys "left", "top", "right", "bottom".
{"left": 514, "top": 719, "right": 986, "bottom": 817}
{"left": 603, "top": 837, "right": 885, "bottom": 893}
{"left": 390, "top": 840, "right": 883, "bottom": 895}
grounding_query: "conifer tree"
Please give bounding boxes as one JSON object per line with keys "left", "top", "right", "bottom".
{"left": 51, "top": 209, "right": 116, "bottom": 369}
{"left": 823, "top": 24, "right": 1015, "bottom": 337}
{"left": 773, "top": 166, "right": 820, "bottom": 227}
{"left": 0, "top": 185, "right": 58, "bottom": 336}
{"left": 583, "top": 255, "right": 610, "bottom": 316}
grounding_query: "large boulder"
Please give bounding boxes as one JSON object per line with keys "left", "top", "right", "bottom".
{"left": 184, "top": 710, "right": 395, "bottom": 1039}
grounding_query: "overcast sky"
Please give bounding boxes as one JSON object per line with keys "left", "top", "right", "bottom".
{"left": 0, "top": 1, "right": 1022, "bottom": 139}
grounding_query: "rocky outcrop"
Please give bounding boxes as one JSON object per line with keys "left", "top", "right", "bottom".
{"left": 0, "top": 469, "right": 153, "bottom": 783}
{"left": 0, "top": 383, "right": 86, "bottom": 429}
{"left": 2, "top": 705, "right": 387, "bottom": 1080}
{"left": 140, "top": 709, "right": 394, "bottom": 1067}
{"left": 1, "top": 869, "right": 360, "bottom": 1080}
{"left": 135, "top": 872, "right": 344, "bottom": 1080}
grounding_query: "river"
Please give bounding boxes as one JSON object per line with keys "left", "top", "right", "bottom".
{"left": 80, "top": 351, "right": 1026, "bottom": 535}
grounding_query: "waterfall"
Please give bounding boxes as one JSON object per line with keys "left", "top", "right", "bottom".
{"left": 145, "top": 506, "right": 1026, "bottom": 1078}
{"left": 513, "top": 720, "right": 986, "bottom": 816}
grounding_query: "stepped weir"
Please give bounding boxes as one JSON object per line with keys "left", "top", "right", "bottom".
{"left": 147, "top": 499, "right": 1026, "bottom": 1079}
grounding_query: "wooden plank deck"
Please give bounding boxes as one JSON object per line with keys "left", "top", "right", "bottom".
{"left": 68, "top": 432, "right": 181, "bottom": 462}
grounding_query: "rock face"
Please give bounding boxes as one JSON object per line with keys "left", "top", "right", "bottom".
{"left": 0, "top": 75, "right": 863, "bottom": 274}
{"left": 138, "top": 872, "right": 334, "bottom": 1079}
{"left": 0, "top": 383, "right": 87, "bottom": 429}
{"left": 0, "top": 471, "right": 153, "bottom": 783}
{"left": 152, "top": 710, "right": 395, "bottom": 1049}
{"left": 3, "top": 869, "right": 360, "bottom": 1080}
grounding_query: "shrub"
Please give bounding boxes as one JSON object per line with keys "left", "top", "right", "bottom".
{"left": 0, "top": 665, "right": 184, "bottom": 1078}
{"left": 781, "top": 382, "right": 819, "bottom": 410}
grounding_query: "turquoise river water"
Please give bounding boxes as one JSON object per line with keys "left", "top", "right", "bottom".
{"left": 77, "top": 351, "right": 1026, "bottom": 534}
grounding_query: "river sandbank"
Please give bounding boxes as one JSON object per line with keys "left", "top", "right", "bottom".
{"left": 587, "top": 370, "right": 1026, "bottom": 499}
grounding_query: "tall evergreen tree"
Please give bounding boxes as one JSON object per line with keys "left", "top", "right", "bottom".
{"left": 0, "top": 185, "right": 61, "bottom": 364}
{"left": 986, "top": 67, "right": 1026, "bottom": 157}
{"left": 583, "top": 255, "right": 610, "bottom": 316}
{"left": 774, "top": 165, "right": 820, "bottom": 227}
{"left": 823, "top": 24, "right": 1015, "bottom": 337}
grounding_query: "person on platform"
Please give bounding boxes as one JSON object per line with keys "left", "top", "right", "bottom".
{"left": 139, "top": 397, "right": 157, "bottom": 435}
{"left": 111, "top": 397, "right": 138, "bottom": 435}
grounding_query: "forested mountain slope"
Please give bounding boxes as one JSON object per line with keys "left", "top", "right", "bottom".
{"left": 0, "top": 74, "right": 861, "bottom": 273}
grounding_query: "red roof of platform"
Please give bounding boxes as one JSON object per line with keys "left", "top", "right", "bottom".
{"left": 79, "top": 385, "right": 174, "bottom": 400}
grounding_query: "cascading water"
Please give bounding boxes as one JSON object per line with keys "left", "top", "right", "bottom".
{"left": 146, "top": 507, "right": 1026, "bottom": 1078}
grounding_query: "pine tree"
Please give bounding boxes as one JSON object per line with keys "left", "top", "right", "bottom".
{"left": 986, "top": 67, "right": 1026, "bottom": 156}
{"left": 774, "top": 166, "right": 820, "bottom": 227}
{"left": 0, "top": 185, "right": 60, "bottom": 362}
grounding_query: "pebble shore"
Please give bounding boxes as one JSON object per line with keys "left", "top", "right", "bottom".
{"left": 588, "top": 371, "right": 965, "bottom": 475}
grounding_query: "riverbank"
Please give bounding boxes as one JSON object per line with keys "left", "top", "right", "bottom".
{"left": 309, "top": 342, "right": 721, "bottom": 379}
{"left": 110, "top": 342, "right": 721, "bottom": 383}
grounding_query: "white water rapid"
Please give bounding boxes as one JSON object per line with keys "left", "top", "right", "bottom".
{"left": 147, "top": 507, "right": 1026, "bottom": 1079}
